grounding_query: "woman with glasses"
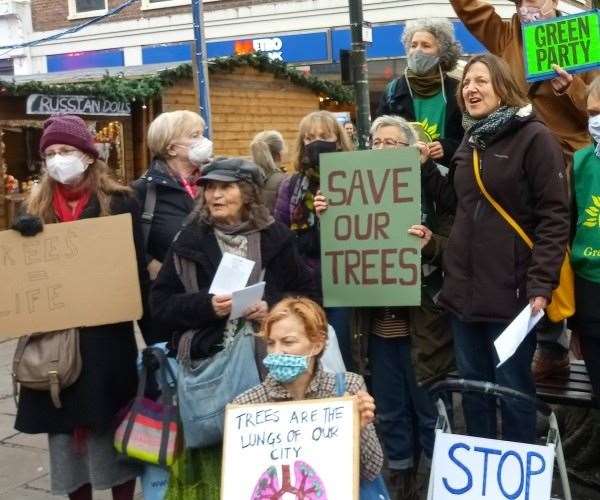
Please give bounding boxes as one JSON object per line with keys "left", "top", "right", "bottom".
{"left": 314, "top": 115, "right": 455, "bottom": 499}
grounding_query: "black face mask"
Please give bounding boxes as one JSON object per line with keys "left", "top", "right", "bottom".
{"left": 302, "top": 140, "right": 338, "bottom": 169}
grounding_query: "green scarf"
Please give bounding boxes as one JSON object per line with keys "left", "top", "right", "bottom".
{"left": 405, "top": 68, "right": 443, "bottom": 97}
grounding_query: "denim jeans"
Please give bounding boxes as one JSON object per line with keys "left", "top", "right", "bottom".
{"left": 451, "top": 316, "right": 537, "bottom": 444}
{"left": 325, "top": 307, "right": 353, "bottom": 371}
{"left": 369, "top": 335, "right": 437, "bottom": 470}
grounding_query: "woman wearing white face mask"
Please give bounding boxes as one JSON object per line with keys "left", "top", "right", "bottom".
{"left": 11, "top": 115, "right": 149, "bottom": 500}
{"left": 132, "top": 110, "right": 213, "bottom": 345}
{"left": 377, "top": 18, "right": 463, "bottom": 168}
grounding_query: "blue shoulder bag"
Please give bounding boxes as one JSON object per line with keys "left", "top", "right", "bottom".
{"left": 334, "top": 373, "right": 391, "bottom": 500}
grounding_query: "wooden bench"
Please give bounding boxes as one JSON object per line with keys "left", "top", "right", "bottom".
{"left": 443, "top": 360, "right": 595, "bottom": 408}
{"left": 535, "top": 359, "right": 595, "bottom": 408}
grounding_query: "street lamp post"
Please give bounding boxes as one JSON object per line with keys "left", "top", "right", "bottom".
{"left": 348, "top": 0, "right": 371, "bottom": 150}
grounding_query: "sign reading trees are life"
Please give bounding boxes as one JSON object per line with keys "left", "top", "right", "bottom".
{"left": 430, "top": 432, "right": 554, "bottom": 500}
{"left": 221, "top": 397, "right": 359, "bottom": 500}
{"left": 320, "top": 148, "right": 421, "bottom": 307}
{"left": 522, "top": 10, "right": 600, "bottom": 82}
{"left": 0, "top": 214, "right": 142, "bottom": 337}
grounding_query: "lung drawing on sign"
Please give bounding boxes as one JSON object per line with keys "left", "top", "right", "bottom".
{"left": 251, "top": 461, "right": 327, "bottom": 499}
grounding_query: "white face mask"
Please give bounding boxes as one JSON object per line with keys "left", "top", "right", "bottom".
{"left": 46, "top": 153, "right": 89, "bottom": 185}
{"left": 188, "top": 137, "right": 213, "bottom": 166}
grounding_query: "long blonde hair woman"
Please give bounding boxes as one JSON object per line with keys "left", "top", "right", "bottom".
{"left": 250, "top": 130, "right": 287, "bottom": 212}
{"left": 13, "top": 114, "right": 147, "bottom": 500}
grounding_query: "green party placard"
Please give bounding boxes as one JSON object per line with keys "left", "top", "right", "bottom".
{"left": 319, "top": 148, "right": 421, "bottom": 307}
{"left": 522, "top": 10, "right": 600, "bottom": 82}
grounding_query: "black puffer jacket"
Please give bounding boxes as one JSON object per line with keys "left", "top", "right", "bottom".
{"left": 132, "top": 159, "right": 196, "bottom": 264}
{"left": 151, "top": 220, "right": 318, "bottom": 349}
{"left": 132, "top": 159, "right": 196, "bottom": 344}
{"left": 439, "top": 107, "right": 570, "bottom": 323}
{"left": 15, "top": 193, "right": 147, "bottom": 434}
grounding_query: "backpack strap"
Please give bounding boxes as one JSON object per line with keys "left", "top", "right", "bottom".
{"left": 334, "top": 372, "right": 346, "bottom": 397}
{"left": 141, "top": 181, "right": 157, "bottom": 252}
{"left": 384, "top": 78, "right": 400, "bottom": 110}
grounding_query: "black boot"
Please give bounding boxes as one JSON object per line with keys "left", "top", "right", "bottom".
{"left": 386, "top": 468, "right": 418, "bottom": 500}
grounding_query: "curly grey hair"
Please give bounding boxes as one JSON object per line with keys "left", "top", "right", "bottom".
{"left": 370, "top": 115, "right": 417, "bottom": 146}
{"left": 402, "top": 18, "right": 462, "bottom": 72}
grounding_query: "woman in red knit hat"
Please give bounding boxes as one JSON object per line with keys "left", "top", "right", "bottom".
{"left": 11, "top": 115, "right": 148, "bottom": 500}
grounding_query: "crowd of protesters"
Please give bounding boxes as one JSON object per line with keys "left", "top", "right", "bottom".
{"left": 7, "top": 0, "right": 600, "bottom": 499}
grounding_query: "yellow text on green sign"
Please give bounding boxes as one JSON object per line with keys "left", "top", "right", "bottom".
{"left": 522, "top": 10, "right": 600, "bottom": 82}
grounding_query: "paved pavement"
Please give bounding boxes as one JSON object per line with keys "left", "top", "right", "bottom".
{"left": 0, "top": 338, "right": 142, "bottom": 499}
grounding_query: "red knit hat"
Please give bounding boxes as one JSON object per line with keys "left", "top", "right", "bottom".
{"left": 39, "top": 115, "right": 99, "bottom": 159}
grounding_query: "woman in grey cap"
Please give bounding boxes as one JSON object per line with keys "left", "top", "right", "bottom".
{"left": 151, "top": 157, "right": 317, "bottom": 499}
{"left": 377, "top": 18, "right": 463, "bottom": 167}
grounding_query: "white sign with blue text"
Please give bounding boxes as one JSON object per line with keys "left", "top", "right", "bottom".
{"left": 431, "top": 431, "right": 554, "bottom": 500}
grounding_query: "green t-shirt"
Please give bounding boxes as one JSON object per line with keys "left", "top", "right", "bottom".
{"left": 413, "top": 91, "right": 446, "bottom": 142}
{"left": 571, "top": 144, "right": 600, "bottom": 283}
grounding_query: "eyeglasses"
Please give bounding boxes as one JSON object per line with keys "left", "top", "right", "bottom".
{"left": 371, "top": 138, "right": 409, "bottom": 149}
{"left": 42, "top": 148, "right": 80, "bottom": 160}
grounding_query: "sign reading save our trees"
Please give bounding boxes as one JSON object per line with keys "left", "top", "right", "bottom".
{"left": 522, "top": 10, "right": 600, "bottom": 82}
{"left": 319, "top": 148, "right": 421, "bottom": 307}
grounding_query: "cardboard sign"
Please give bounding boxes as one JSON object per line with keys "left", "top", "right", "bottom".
{"left": 319, "top": 148, "right": 421, "bottom": 307}
{"left": 0, "top": 214, "right": 142, "bottom": 337}
{"left": 522, "top": 10, "right": 600, "bottom": 82}
{"left": 222, "top": 397, "right": 359, "bottom": 499}
{"left": 430, "top": 431, "right": 554, "bottom": 500}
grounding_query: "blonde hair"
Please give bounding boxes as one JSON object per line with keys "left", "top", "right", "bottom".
{"left": 250, "top": 130, "right": 285, "bottom": 176}
{"left": 147, "top": 110, "right": 206, "bottom": 159}
{"left": 260, "top": 297, "right": 328, "bottom": 345}
{"left": 26, "top": 159, "right": 131, "bottom": 223}
{"left": 294, "top": 111, "right": 354, "bottom": 172}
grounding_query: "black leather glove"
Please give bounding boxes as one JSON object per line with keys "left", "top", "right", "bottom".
{"left": 11, "top": 214, "right": 44, "bottom": 237}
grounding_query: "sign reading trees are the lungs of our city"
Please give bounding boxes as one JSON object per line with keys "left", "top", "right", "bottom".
{"left": 320, "top": 148, "right": 421, "bottom": 307}
{"left": 522, "top": 10, "right": 600, "bottom": 82}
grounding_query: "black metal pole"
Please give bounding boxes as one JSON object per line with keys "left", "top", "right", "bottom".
{"left": 191, "top": 0, "right": 212, "bottom": 138}
{"left": 348, "top": 0, "right": 371, "bottom": 150}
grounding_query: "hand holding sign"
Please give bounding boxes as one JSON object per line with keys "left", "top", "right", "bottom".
{"left": 550, "top": 64, "right": 574, "bottom": 93}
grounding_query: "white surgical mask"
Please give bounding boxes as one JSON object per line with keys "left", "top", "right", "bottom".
{"left": 45, "top": 153, "right": 88, "bottom": 185}
{"left": 188, "top": 137, "right": 213, "bottom": 166}
{"left": 588, "top": 114, "right": 600, "bottom": 157}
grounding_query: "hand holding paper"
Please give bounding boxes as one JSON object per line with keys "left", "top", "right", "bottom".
{"left": 230, "top": 282, "right": 266, "bottom": 320}
{"left": 494, "top": 305, "right": 544, "bottom": 368}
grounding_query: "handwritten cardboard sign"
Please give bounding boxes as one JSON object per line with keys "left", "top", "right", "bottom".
{"left": 222, "top": 397, "right": 359, "bottom": 500}
{"left": 319, "top": 148, "right": 422, "bottom": 307}
{"left": 430, "top": 431, "right": 554, "bottom": 500}
{"left": 0, "top": 213, "right": 142, "bottom": 337}
{"left": 522, "top": 10, "right": 600, "bottom": 82}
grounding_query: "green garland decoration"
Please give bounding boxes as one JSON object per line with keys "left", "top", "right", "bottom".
{"left": 0, "top": 53, "right": 354, "bottom": 104}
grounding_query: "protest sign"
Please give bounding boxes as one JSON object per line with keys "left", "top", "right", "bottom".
{"left": 319, "top": 148, "right": 421, "bottom": 307}
{"left": 522, "top": 10, "right": 600, "bottom": 82}
{"left": 430, "top": 431, "right": 554, "bottom": 500}
{"left": 222, "top": 397, "right": 359, "bottom": 500}
{"left": 0, "top": 213, "right": 142, "bottom": 337}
